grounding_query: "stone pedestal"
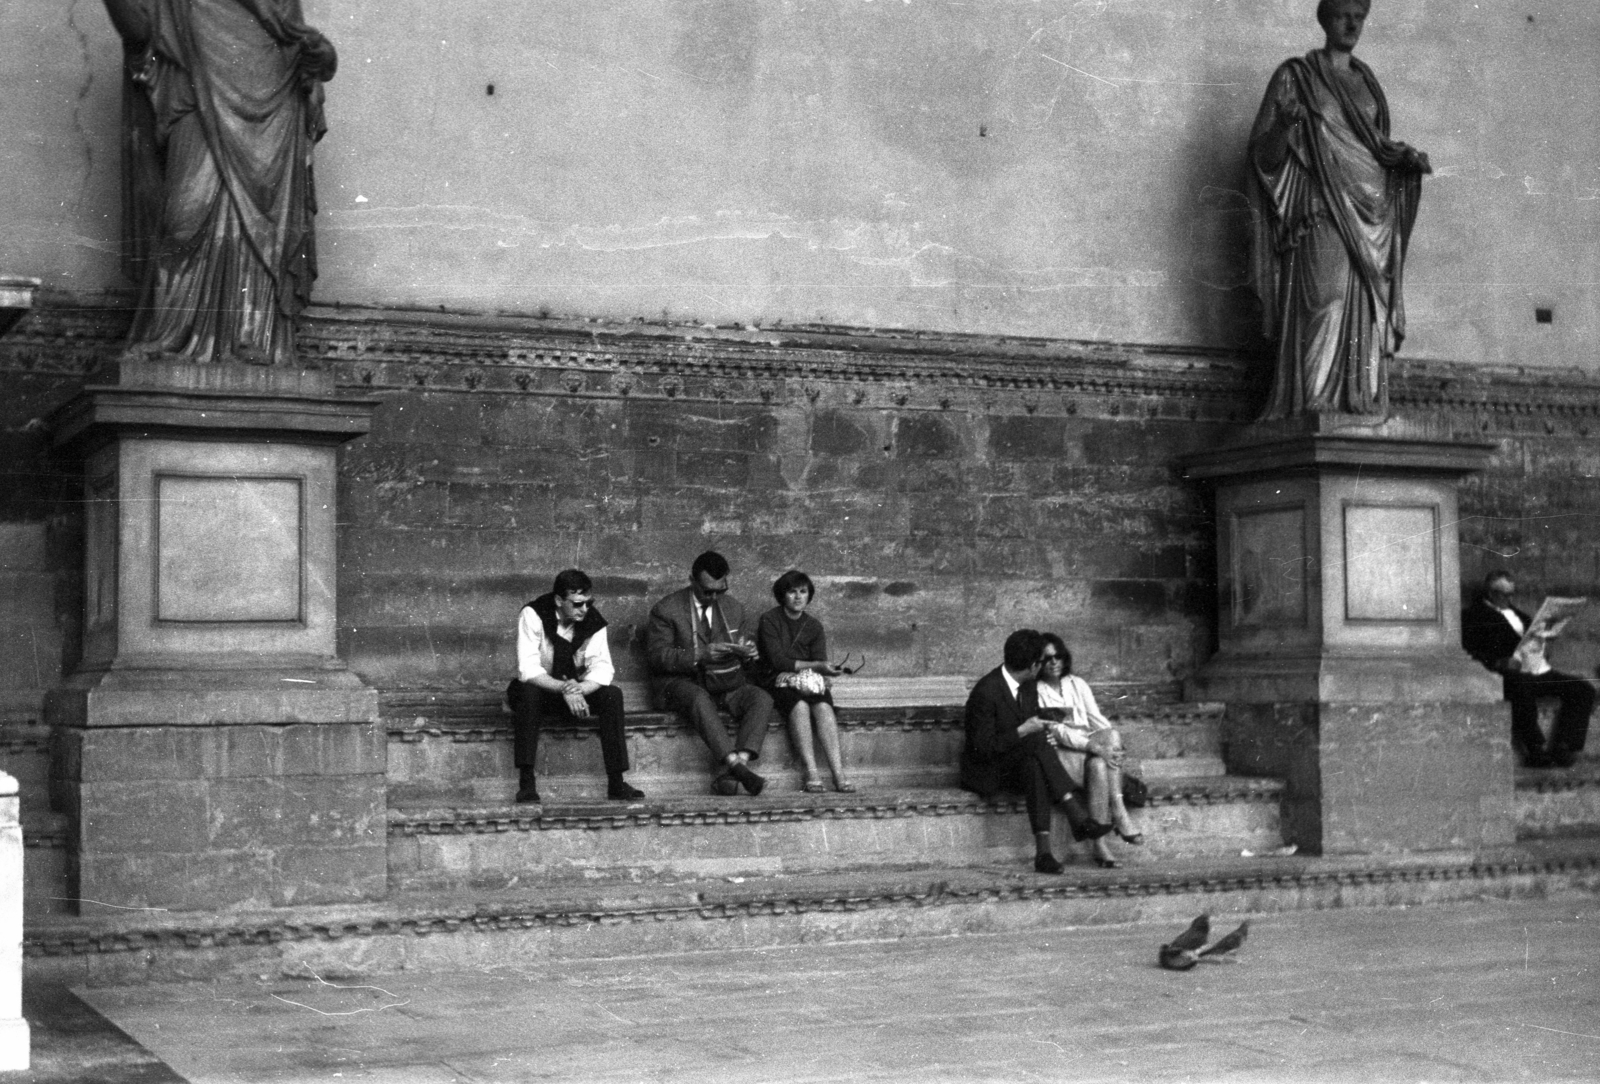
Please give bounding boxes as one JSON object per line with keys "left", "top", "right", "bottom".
{"left": 1184, "top": 416, "right": 1511, "bottom": 855}
{"left": 45, "top": 362, "right": 383, "bottom": 911}
{"left": 0, "top": 771, "right": 26, "bottom": 1071}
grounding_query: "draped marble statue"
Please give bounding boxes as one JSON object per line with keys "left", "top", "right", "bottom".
{"left": 1246, "top": 0, "right": 1430, "bottom": 419}
{"left": 103, "top": 0, "right": 336, "bottom": 365}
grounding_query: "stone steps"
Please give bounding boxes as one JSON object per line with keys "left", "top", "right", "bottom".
{"left": 386, "top": 777, "right": 1287, "bottom": 891}
{"left": 23, "top": 835, "right": 1600, "bottom": 987}
{"left": 1515, "top": 760, "right": 1600, "bottom": 839}
{"left": 384, "top": 691, "right": 1229, "bottom": 806}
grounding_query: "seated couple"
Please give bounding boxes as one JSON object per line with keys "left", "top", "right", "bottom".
{"left": 960, "top": 629, "right": 1143, "bottom": 872}
{"left": 646, "top": 551, "right": 853, "bottom": 797}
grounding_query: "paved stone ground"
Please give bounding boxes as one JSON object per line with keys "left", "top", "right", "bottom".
{"left": 39, "top": 894, "right": 1600, "bottom": 1083}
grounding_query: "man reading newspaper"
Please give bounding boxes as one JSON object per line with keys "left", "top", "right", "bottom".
{"left": 1462, "top": 570, "right": 1593, "bottom": 768}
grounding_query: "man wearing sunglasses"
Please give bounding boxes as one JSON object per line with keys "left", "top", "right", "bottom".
{"left": 507, "top": 568, "right": 644, "bottom": 803}
{"left": 647, "top": 550, "right": 776, "bottom": 796}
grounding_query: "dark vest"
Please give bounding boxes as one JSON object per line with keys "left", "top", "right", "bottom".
{"left": 528, "top": 594, "right": 607, "bottom": 681}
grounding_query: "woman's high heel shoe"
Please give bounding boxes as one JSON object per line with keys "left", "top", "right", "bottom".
{"left": 1118, "top": 830, "right": 1144, "bottom": 845}
{"left": 1091, "top": 838, "right": 1120, "bottom": 868}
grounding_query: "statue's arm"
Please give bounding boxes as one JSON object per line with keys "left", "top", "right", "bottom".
{"left": 101, "top": 0, "right": 151, "bottom": 50}
{"left": 1248, "top": 67, "right": 1305, "bottom": 174}
{"left": 296, "top": 29, "right": 338, "bottom": 82}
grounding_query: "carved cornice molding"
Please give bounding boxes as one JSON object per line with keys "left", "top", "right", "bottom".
{"left": 6, "top": 296, "right": 1600, "bottom": 430}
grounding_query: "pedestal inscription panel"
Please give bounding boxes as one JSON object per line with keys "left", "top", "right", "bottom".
{"left": 156, "top": 475, "right": 303, "bottom": 623}
{"left": 1342, "top": 503, "right": 1438, "bottom": 622}
{"left": 1231, "top": 505, "right": 1309, "bottom": 627}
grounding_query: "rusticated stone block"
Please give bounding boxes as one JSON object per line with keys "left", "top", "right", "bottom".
{"left": 1223, "top": 700, "right": 1513, "bottom": 855}
{"left": 893, "top": 415, "right": 962, "bottom": 458}
{"left": 67, "top": 722, "right": 387, "bottom": 912}
{"left": 810, "top": 411, "right": 873, "bottom": 456}
{"left": 988, "top": 415, "right": 1067, "bottom": 460}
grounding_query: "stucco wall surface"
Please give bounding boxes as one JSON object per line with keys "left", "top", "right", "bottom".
{"left": 1, "top": 1, "right": 1596, "bottom": 369}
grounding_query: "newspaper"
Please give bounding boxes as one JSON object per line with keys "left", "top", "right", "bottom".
{"left": 1511, "top": 596, "right": 1587, "bottom": 673}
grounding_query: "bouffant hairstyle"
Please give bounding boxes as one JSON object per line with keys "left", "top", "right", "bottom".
{"left": 772, "top": 569, "right": 815, "bottom": 606}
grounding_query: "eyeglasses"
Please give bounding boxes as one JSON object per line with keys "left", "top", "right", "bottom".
{"left": 1040, "top": 654, "right": 1062, "bottom": 664}
{"left": 563, "top": 598, "right": 592, "bottom": 609}
{"left": 831, "top": 652, "right": 867, "bottom": 675}
{"left": 699, "top": 586, "right": 728, "bottom": 597}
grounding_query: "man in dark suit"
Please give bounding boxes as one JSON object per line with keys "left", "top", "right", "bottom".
{"left": 1461, "top": 569, "right": 1593, "bottom": 768}
{"left": 960, "top": 628, "right": 1100, "bottom": 873}
{"left": 647, "top": 550, "right": 776, "bottom": 795}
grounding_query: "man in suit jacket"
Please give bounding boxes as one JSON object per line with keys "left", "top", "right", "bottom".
{"left": 1462, "top": 570, "right": 1593, "bottom": 767}
{"left": 647, "top": 550, "right": 776, "bottom": 795}
{"left": 960, "top": 629, "right": 1099, "bottom": 873}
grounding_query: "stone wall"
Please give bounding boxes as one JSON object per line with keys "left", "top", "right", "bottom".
{"left": 4, "top": 299, "right": 1600, "bottom": 710}
{"left": 2, "top": 2, "right": 1597, "bottom": 370}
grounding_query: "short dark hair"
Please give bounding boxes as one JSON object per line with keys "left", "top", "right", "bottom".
{"left": 1316, "top": 0, "right": 1369, "bottom": 28}
{"left": 552, "top": 568, "right": 592, "bottom": 599}
{"left": 1040, "top": 632, "right": 1073, "bottom": 675}
{"left": 1002, "top": 629, "right": 1046, "bottom": 672}
{"left": 772, "top": 569, "right": 815, "bottom": 605}
{"left": 691, "top": 550, "right": 731, "bottom": 581}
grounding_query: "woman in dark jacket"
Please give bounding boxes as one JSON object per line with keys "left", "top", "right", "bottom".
{"left": 758, "top": 570, "right": 853, "bottom": 792}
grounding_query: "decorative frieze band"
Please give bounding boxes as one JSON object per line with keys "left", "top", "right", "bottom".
{"left": 6, "top": 297, "right": 1600, "bottom": 429}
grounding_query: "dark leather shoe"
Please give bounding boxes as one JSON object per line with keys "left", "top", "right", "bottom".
{"left": 1524, "top": 750, "right": 1556, "bottom": 769}
{"left": 1549, "top": 750, "right": 1578, "bottom": 769}
{"left": 1083, "top": 820, "right": 1114, "bottom": 840}
{"left": 1034, "top": 853, "right": 1064, "bottom": 875}
{"left": 607, "top": 779, "right": 645, "bottom": 801}
{"left": 711, "top": 773, "right": 740, "bottom": 796}
{"left": 729, "top": 762, "right": 766, "bottom": 796}
{"left": 514, "top": 787, "right": 542, "bottom": 804}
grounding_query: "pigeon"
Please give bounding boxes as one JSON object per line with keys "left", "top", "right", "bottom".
{"left": 1159, "top": 914, "right": 1250, "bottom": 971}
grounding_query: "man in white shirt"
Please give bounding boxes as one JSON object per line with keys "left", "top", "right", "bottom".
{"left": 1461, "top": 570, "right": 1593, "bottom": 768}
{"left": 506, "top": 569, "right": 644, "bottom": 802}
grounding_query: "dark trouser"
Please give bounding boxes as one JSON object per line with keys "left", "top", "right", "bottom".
{"left": 990, "top": 731, "right": 1089, "bottom": 836}
{"left": 507, "top": 681, "right": 630, "bottom": 776}
{"left": 1505, "top": 669, "right": 1595, "bottom": 759}
{"left": 658, "top": 677, "right": 774, "bottom": 764}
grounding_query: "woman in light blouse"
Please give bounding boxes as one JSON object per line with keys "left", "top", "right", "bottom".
{"left": 757, "top": 570, "right": 854, "bottom": 793}
{"left": 1034, "top": 633, "right": 1142, "bottom": 867}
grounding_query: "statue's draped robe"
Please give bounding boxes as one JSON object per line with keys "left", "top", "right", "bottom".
{"left": 118, "top": 0, "right": 327, "bottom": 364}
{"left": 1247, "top": 51, "right": 1421, "bottom": 418}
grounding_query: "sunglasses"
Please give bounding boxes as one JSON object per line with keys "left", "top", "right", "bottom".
{"left": 832, "top": 652, "right": 867, "bottom": 675}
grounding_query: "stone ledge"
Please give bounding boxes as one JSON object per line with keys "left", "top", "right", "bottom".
{"left": 380, "top": 690, "right": 1224, "bottom": 741}
{"left": 386, "top": 778, "right": 1285, "bottom": 836}
{"left": 22, "top": 837, "right": 1600, "bottom": 963}
{"left": 1515, "top": 760, "right": 1600, "bottom": 793}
